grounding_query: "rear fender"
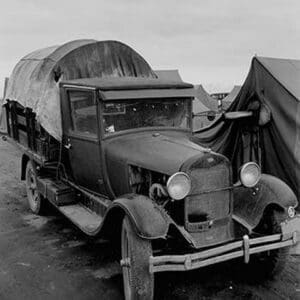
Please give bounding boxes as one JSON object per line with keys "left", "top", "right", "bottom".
{"left": 101, "top": 194, "right": 171, "bottom": 240}
{"left": 233, "top": 174, "right": 298, "bottom": 230}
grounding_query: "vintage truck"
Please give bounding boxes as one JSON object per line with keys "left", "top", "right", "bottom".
{"left": 1, "top": 40, "right": 299, "bottom": 300}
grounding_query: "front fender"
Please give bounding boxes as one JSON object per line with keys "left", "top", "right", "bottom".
{"left": 101, "top": 194, "right": 171, "bottom": 240}
{"left": 233, "top": 174, "right": 298, "bottom": 229}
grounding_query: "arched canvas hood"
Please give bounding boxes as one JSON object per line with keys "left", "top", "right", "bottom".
{"left": 3, "top": 39, "right": 157, "bottom": 140}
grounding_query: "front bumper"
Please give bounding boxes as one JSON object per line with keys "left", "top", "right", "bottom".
{"left": 149, "top": 216, "right": 300, "bottom": 273}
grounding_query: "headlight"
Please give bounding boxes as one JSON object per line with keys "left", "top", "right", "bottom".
{"left": 239, "top": 162, "right": 261, "bottom": 187}
{"left": 287, "top": 206, "right": 295, "bottom": 218}
{"left": 167, "top": 172, "right": 191, "bottom": 200}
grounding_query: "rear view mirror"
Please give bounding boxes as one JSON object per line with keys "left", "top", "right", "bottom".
{"left": 193, "top": 111, "right": 218, "bottom": 121}
{"left": 223, "top": 111, "right": 253, "bottom": 120}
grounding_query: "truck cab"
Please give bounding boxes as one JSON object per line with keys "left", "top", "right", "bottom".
{"left": 60, "top": 77, "right": 194, "bottom": 197}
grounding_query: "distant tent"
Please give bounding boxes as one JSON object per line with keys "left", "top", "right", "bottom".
{"left": 0, "top": 98, "right": 5, "bottom": 134}
{"left": 192, "top": 99, "right": 213, "bottom": 130}
{"left": 223, "top": 85, "right": 241, "bottom": 103}
{"left": 0, "top": 98, "right": 4, "bottom": 133}
{"left": 194, "top": 84, "right": 218, "bottom": 111}
{"left": 193, "top": 97, "right": 210, "bottom": 114}
{"left": 192, "top": 85, "right": 215, "bottom": 130}
{"left": 193, "top": 56, "right": 300, "bottom": 200}
{"left": 210, "top": 92, "right": 229, "bottom": 101}
{"left": 0, "top": 78, "right": 9, "bottom": 134}
{"left": 222, "top": 85, "right": 241, "bottom": 110}
{"left": 155, "top": 70, "right": 182, "bottom": 81}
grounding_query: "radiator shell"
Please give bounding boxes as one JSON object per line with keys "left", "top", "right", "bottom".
{"left": 181, "top": 153, "right": 234, "bottom": 248}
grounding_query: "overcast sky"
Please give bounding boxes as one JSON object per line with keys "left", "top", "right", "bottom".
{"left": 0, "top": 0, "right": 299, "bottom": 96}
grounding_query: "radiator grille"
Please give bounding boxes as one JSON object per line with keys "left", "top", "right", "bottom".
{"left": 184, "top": 162, "right": 231, "bottom": 232}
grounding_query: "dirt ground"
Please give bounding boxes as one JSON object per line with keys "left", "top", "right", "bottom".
{"left": 0, "top": 139, "right": 299, "bottom": 300}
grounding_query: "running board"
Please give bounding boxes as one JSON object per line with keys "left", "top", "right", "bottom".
{"left": 58, "top": 204, "right": 103, "bottom": 236}
{"left": 36, "top": 176, "right": 110, "bottom": 235}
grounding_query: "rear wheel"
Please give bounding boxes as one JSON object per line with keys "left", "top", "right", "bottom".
{"left": 25, "top": 160, "right": 46, "bottom": 215}
{"left": 121, "top": 215, "right": 154, "bottom": 300}
{"left": 245, "top": 208, "right": 289, "bottom": 281}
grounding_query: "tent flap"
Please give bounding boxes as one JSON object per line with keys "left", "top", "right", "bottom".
{"left": 193, "top": 56, "right": 300, "bottom": 202}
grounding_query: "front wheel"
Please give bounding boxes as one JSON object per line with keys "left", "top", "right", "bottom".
{"left": 25, "top": 160, "right": 46, "bottom": 215}
{"left": 245, "top": 208, "right": 289, "bottom": 281}
{"left": 121, "top": 215, "right": 154, "bottom": 300}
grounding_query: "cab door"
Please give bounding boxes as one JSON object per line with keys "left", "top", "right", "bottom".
{"left": 62, "top": 87, "right": 106, "bottom": 195}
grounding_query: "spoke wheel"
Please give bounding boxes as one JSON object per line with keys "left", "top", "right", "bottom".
{"left": 25, "top": 161, "right": 44, "bottom": 214}
{"left": 244, "top": 208, "right": 289, "bottom": 281}
{"left": 121, "top": 216, "right": 154, "bottom": 300}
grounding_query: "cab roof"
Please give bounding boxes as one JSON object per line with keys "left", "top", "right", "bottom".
{"left": 60, "top": 76, "right": 193, "bottom": 90}
{"left": 61, "top": 77, "right": 195, "bottom": 101}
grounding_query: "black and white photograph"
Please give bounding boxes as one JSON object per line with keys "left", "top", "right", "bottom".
{"left": 0, "top": 1, "right": 299, "bottom": 299}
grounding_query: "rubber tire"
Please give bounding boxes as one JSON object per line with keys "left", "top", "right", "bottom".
{"left": 245, "top": 209, "right": 289, "bottom": 281}
{"left": 121, "top": 215, "right": 154, "bottom": 300}
{"left": 25, "top": 160, "right": 45, "bottom": 215}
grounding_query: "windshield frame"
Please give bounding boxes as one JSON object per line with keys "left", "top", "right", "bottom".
{"left": 98, "top": 97, "right": 193, "bottom": 140}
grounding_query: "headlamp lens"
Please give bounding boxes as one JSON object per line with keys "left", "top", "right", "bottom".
{"left": 239, "top": 162, "right": 261, "bottom": 187}
{"left": 287, "top": 206, "right": 295, "bottom": 218}
{"left": 167, "top": 172, "right": 191, "bottom": 200}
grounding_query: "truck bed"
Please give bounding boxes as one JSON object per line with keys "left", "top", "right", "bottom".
{"left": 4, "top": 100, "right": 60, "bottom": 163}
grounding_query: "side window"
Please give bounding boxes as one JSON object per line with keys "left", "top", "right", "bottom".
{"left": 68, "top": 90, "right": 97, "bottom": 136}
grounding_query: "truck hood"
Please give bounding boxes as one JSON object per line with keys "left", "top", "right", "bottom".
{"left": 104, "top": 131, "right": 210, "bottom": 175}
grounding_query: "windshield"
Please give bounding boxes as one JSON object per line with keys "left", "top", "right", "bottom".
{"left": 102, "top": 99, "right": 191, "bottom": 135}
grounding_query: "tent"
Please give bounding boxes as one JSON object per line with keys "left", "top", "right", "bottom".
{"left": 193, "top": 97, "right": 210, "bottom": 114}
{"left": 194, "top": 84, "right": 218, "bottom": 111}
{"left": 2, "top": 39, "right": 157, "bottom": 140}
{"left": 222, "top": 85, "right": 241, "bottom": 110}
{"left": 0, "top": 78, "right": 9, "bottom": 133}
{"left": 192, "top": 97, "right": 212, "bottom": 130}
{"left": 192, "top": 85, "right": 215, "bottom": 130}
{"left": 222, "top": 85, "right": 241, "bottom": 103}
{"left": 193, "top": 56, "right": 300, "bottom": 201}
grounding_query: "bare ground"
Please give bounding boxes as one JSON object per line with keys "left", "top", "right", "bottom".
{"left": 0, "top": 139, "right": 299, "bottom": 300}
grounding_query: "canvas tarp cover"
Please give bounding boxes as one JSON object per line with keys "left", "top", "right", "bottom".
{"left": 154, "top": 69, "right": 182, "bottom": 81}
{"left": 2, "top": 39, "right": 156, "bottom": 140}
{"left": 193, "top": 56, "right": 300, "bottom": 200}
